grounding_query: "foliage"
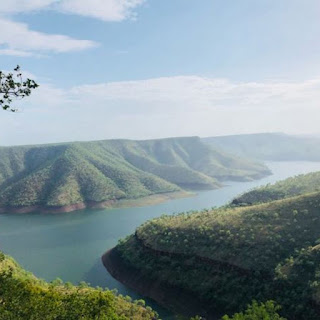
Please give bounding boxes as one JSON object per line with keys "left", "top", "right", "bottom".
{"left": 116, "top": 190, "right": 320, "bottom": 319}
{"left": 221, "top": 301, "right": 286, "bottom": 320}
{"left": 0, "top": 66, "right": 38, "bottom": 112}
{"left": 0, "top": 137, "right": 269, "bottom": 209}
{"left": 0, "top": 252, "right": 158, "bottom": 320}
{"left": 275, "top": 244, "right": 320, "bottom": 306}
{"left": 232, "top": 171, "right": 320, "bottom": 206}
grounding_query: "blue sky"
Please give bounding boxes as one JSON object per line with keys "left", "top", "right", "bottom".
{"left": 0, "top": 0, "right": 320, "bottom": 145}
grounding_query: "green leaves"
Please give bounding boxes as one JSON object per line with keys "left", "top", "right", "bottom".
{"left": 222, "top": 301, "right": 286, "bottom": 320}
{"left": 0, "top": 65, "right": 39, "bottom": 112}
{"left": 0, "top": 252, "right": 159, "bottom": 320}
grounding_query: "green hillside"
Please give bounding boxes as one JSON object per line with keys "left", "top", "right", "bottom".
{"left": 203, "top": 133, "right": 320, "bottom": 161}
{"left": 0, "top": 137, "right": 269, "bottom": 212}
{"left": 0, "top": 250, "right": 285, "bottom": 320}
{"left": 108, "top": 191, "right": 320, "bottom": 319}
{"left": 0, "top": 251, "right": 159, "bottom": 320}
{"left": 232, "top": 171, "right": 320, "bottom": 205}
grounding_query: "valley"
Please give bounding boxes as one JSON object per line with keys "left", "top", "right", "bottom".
{"left": 1, "top": 161, "right": 320, "bottom": 319}
{"left": 1, "top": 2, "right": 317, "bottom": 318}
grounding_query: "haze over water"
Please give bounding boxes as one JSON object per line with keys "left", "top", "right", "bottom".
{"left": 1, "top": 161, "right": 320, "bottom": 318}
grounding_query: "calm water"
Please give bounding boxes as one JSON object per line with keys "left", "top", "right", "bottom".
{"left": 1, "top": 161, "right": 320, "bottom": 319}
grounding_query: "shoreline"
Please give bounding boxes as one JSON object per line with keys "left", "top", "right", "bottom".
{"left": 0, "top": 191, "right": 194, "bottom": 214}
{"left": 101, "top": 247, "right": 212, "bottom": 319}
{"left": 0, "top": 169, "right": 272, "bottom": 215}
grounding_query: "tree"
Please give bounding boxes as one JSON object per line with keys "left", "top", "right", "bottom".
{"left": 0, "top": 66, "right": 38, "bottom": 112}
{"left": 221, "top": 301, "right": 286, "bottom": 320}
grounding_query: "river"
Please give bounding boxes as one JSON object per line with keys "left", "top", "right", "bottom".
{"left": 0, "top": 161, "right": 320, "bottom": 319}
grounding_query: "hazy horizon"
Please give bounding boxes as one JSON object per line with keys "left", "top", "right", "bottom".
{"left": 1, "top": 131, "right": 319, "bottom": 148}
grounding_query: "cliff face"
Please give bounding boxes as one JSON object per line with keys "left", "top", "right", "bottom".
{"left": 0, "top": 137, "right": 270, "bottom": 213}
{"left": 102, "top": 233, "right": 258, "bottom": 320}
{"left": 102, "top": 248, "right": 214, "bottom": 320}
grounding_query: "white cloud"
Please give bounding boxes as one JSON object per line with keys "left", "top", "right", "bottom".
{"left": 0, "top": 48, "right": 35, "bottom": 57}
{"left": 0, "top": 0, "right": 57, "bottom": 14}
{"left": 69, "top": 76, "right": 320, "bottom": 109}
{"left": 1, "top": 75, "right": 320, "bottom": 146}
{"left": 0, "top": 0, "right": 145, "bottom": 22}
{"left": 0, "top": 0, "right": 145, "bottom": 57}
{"left": 58, "top": 0, "right": 146, "bottom": 22}
{"left": 0, "top": 17, "right": 97, "bottom": 57}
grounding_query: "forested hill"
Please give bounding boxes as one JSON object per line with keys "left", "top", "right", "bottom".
{"left": 232, "top": 170, "right": 320, "bottom": 205}
{"left": 203, "top": 133, "right": 320, "bottom": 161}
{"left": 0, "top": 136, "right": 269, "bottom": 212}
{"left": 0, "top": 251, "right": 283, "bottom": 319}
{"left": 108, "top": 184, "right": 320, "bottom": 319}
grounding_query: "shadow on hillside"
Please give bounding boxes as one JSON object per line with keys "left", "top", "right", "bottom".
{"left": 83, "top": 258, "right": 175, "bottom": 319}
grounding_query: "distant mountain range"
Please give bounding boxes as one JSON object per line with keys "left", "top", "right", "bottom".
{"left": 0, "top": 136, "right": 269, "bottom": 213}
{"left": 203, "top": 132, "right": 320, "bottom": 161}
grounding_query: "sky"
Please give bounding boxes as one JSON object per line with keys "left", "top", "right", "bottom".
{"left": 0, "top": 0, "right": 320, "bottom": 146}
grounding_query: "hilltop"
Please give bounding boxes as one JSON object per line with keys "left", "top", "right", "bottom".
{"left": 105, "top": 182, "right": 320, "bottom": 319}
{"left": 203, "top": 133, "right": 320, "bottom": 161}
{"left": 232, "top": 170, "right": 320, "bottom": 205}
{"left": 0, "top": 136, "right": 269, "bottom": 213}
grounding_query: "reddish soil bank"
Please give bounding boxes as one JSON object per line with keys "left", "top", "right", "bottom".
{"left": 0, "top": 191, "right": 192, "bottom": 214}
{"left": 0, "top": 200, "right": 117, "bottom": 214}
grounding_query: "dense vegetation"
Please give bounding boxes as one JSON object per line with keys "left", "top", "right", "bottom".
{"left": 232, "top": 171, "right": 320, "bottom": 205}
{"left": 0, "top": 137, "right": 269, "bottom": 211}
{"left": 113, "top": 188, "right": 320, "bottom": 319}
{"left": 0, "top": 250, "right": 286, "bottom": 320}
{"left": 190, "top": 301, "right": 285, "bottom": 320}
{"left": 0, "top": 251, "right": 159, "bottom": 320}
{"left": 203, "top": 133, "right": 320, "bottom": 161}
{"left": 221, "top": 301, "right": 285, "bottom": 320}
